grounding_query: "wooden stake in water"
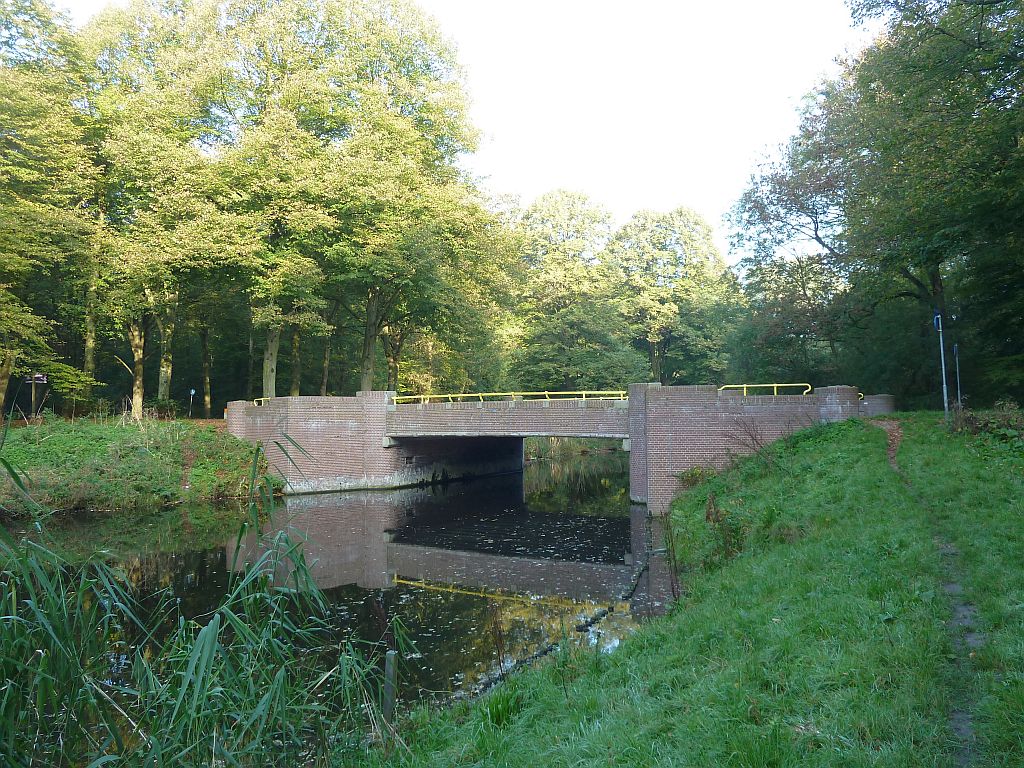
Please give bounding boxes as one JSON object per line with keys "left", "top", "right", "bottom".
{"left": 383, "top": 649, "right": 397, "bottom": 724}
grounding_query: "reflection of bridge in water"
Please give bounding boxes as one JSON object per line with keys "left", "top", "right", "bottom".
{"left": 228, "top": 474, "right": 676, "bottom": 619}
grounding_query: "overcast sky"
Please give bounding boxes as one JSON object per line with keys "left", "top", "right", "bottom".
{"left": 59, "top": 0, "right": 877, "bottom": 258}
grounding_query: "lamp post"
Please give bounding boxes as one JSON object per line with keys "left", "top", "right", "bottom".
{"left": 933, "top": 311, "right": 949, "bottom": 420}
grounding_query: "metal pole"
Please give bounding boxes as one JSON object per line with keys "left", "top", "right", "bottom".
{"left": 934, "top": 312, "right": 950, "bottom": 420}
{"left": 953, "top": 343, "right": 962, "bottom": 409}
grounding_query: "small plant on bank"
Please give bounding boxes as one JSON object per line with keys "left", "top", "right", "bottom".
{"left": 951, "top": 400, "right": 1023, "bottom": 451}
{"left": 677, "top": 465, "right": 716, "bottom": 489}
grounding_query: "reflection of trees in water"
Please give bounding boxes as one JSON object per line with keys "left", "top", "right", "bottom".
{"left": 338, "top": 583, "right": 615, "bottom": 697}
{"left": 524, "top": 448, "right": 629, "bottom": 517}
{"left": 123, "top": 548, "right": 232, "bottom": 624}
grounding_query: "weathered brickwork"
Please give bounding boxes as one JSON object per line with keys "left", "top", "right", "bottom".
{"left": 861, "top": 394, "right": 897, "bottom": 417}
{"left": 226, "top": 384, "right": 892, "bottom": 514}
{"left": 386, "top": 397, "right": 629, "bottom": 438}
{"left": 628, "top": 383, "right": 653, "bottom": 503}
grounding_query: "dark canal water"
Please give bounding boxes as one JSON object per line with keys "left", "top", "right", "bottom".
{"left": 115, "top": 448, "right": 675, "bottom": 700}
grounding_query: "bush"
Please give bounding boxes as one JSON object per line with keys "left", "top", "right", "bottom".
{"left": 952, "top": 400, "right": 1024, "bottom": 451}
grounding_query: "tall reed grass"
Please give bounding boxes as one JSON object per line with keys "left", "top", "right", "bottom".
{"left": 0, "top": 447, "right": 395, "bottom": 766}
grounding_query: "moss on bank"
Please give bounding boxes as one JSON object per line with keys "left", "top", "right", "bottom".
{"left": 0, "top": 416, "right": 270, "bottom": 517}
{"left": 343, "top": 415, "right": 1023, "bottom": 767}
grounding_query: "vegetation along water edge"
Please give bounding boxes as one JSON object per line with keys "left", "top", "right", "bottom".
{"left": 3, "top": 410, "right": 1023, "bottom": 765}
{"left": 344, "top": 412, "right": 1023, "bottom": 767}
{"left": 0, "top": 415, "right": 273, "bottom": 525}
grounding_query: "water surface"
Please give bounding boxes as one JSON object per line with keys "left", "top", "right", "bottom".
{"left": 116, "top": 450, "right": 676, "bottom": 699}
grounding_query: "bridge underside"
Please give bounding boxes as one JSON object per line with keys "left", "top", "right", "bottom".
{"left": 226, "top": 385, "right": 889, "bottom": 514}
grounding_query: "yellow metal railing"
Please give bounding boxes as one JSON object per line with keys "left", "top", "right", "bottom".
{"left": 252, "top": 397, "right": 270, "bottom": 407}
{"left": 392, "top": 390, "right": 628, "bottom": 405}
{"left": 718, "top": 383, "right": 813, "bottom": 396}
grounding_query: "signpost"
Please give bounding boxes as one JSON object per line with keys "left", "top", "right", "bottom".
{"left": 189, "top": 388, "right": 196, "bottom": 418}
{"left": 24, "top": 373, "right": 47, "bottom": 417}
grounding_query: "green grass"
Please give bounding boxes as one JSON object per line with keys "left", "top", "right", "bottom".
{"left": 341, "top": 414, "right": 1023, "bottom": 766}
{"left": 0, "top": 415, "right": 271, "bottom": 516}
{"left": 898, "top": 414, "right": 1024, "bottom": 764}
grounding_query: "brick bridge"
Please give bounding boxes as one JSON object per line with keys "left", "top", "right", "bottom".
{"left": 226, "top": 384, "right": 894, "bottom": 515}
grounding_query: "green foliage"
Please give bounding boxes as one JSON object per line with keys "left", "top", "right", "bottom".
{"left": 731, "top": 0, "right": 1024, "bottom": 404}
{"left": 0, "top": 417, "right": 263, "bottom": 514}
{"left": 952, "top": 400, "right": 1024, "bottom": 453}
{"left": 508, "top": 192, "right": 742, "bottom": 391}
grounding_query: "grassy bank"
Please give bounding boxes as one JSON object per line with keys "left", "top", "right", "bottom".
{"left": 342, "top": 414, "right": 1023, "bottom": 766}
{"left": 0, "top": 416, "right": 270, "bottom": 518}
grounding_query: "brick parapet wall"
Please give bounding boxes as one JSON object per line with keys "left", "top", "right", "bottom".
{"left": 861, "top": 394, "right": 896, "bottom": 417}
{"left": 386, "top": 397, "right": 629, "bottom": 438}
{"left": 641, "top": 385, "right": 862, "bottom": 516}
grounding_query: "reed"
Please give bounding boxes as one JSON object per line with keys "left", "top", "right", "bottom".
{"left": 0, "top": 448, "right": 393, "bottom": 766}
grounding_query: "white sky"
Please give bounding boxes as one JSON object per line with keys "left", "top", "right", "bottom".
{"left": 59, "top": 0, "right": 877, "bottom": 259}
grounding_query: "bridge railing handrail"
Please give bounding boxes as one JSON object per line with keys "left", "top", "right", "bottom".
{"left": 718, "top": 383, "right": 813, "bottom": 396}
{"left": 392, "top": 390, "right": 628, "bottom": 405}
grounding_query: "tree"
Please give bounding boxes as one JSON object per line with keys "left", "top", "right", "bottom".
{"left": 507, "top": 191, "right": 646, "bottom": 390}
{"left": 0, "top": 0, "right": 96, "bottom": 408}
{"left": 602, "top": 207, "right": 735, "bottom": 384}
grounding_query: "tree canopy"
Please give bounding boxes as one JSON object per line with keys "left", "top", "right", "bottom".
{"left": 730, "top": 0, "right": 1023, "bottom": 406}
{"left": 2, "top": 0, "right": 1016, "bottom": 418}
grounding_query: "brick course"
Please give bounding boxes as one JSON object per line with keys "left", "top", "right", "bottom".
{"left": 386, "top": 398, "right": 629, "bottom": 438}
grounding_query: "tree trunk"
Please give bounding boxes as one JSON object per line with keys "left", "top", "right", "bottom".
{"left": 154, "top": 293, "right": 178, "bottom": 401}
{"left": 128, "top": 320, "right": 146, "bottom": 421}
{"left": 263, "top": 326, "right": 281, "bottom": 399}
{"left": 319, "top": 337, "right": 332, "bottom": 396}
{"left": 289, "top": 326, "right": 301, "bottom": 397}
{"left": 200, "top": 326, "right": 212, "bottom": 419}
{"left": 649, "top": 343, "right": 664, "bottom": 385}
{"left": 383, "top": 328, "right": 404, "bottom": 392}
{"left": 0, "top": 351, "right": 16, "bottom": 416}
{"left": 246, "top": 328, "right": 255, "bottom": 401}
{"left": 83, "top": 271, "right": 98, "bottom": 395}
{"left": 360, "top": 290, "right": 381, "bottom": 392}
